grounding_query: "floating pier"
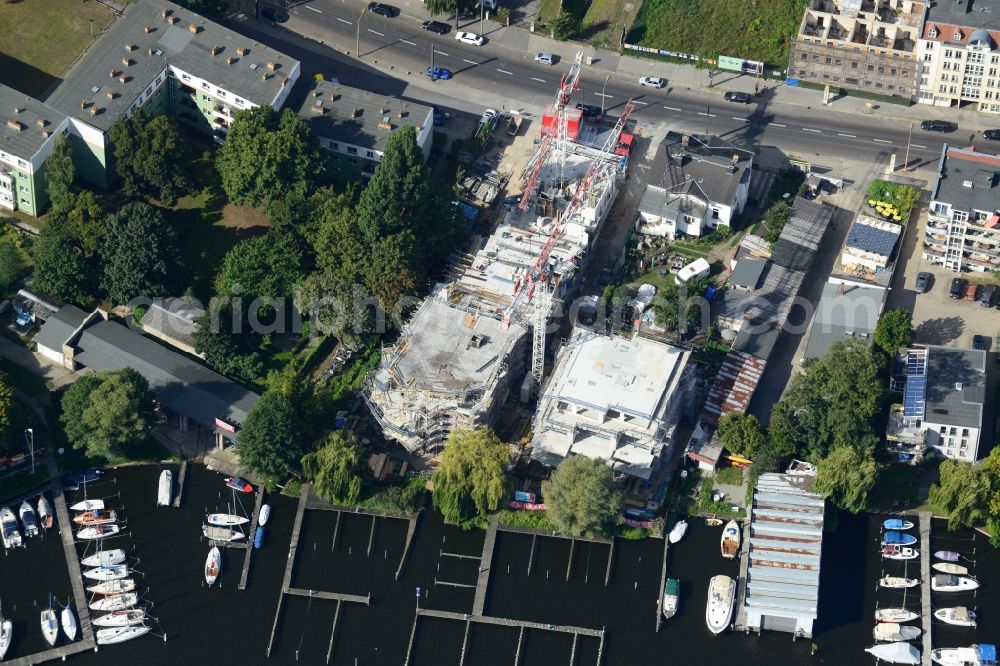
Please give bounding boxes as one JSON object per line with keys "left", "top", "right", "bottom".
{"left": 472, "top": 515, "right": 499, "bottom": 615}
{"left": 238, "top": 487, "right": 266, "bottom": 590}
{"left": 172, "top": 460, "right": 188, "bottom": 508}
{"left": 395, "top": 512, "right": 419, "bottom": 580}
{"left": 919, "top": 512, "right": 931, "bottom": 666}
{"left": 733, "top": 518, "right": 752, "bottom": 632}
{"left": 266, "top": 482, "right": 310, "bottom": 657}
{"left": 655, "top": 531, "right": 670, "bottom": 632}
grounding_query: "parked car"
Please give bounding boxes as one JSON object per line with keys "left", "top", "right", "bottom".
{"left": 950, "top": 277, "right": 966, "bottom": 299}
{"left": 426, "top": 66, "right": 452, "bottom": 81}
{"left": 914, "top": 271, "right": 932, "bottom": 294}
{"left": 981, "top": 283, "right": 997, "bottom": 307}
{"left": 479, "top": 108, "right": 499, "bottom": 130}
{"left": 576, "top": 103, "right": 603, "bottom": 122}
{"left": 972, "top": 334, "right": 986, "bottom": 351}
{"left": 963, "top": 283, "right": 979, "bottom": 301}
{"left": 421, "top": 20, "right": 451, "bottom": 34}
{"left": 367, "top": 2, "right": 399, "bottom": 16}
{"left": 724, "top": 91, "right": 752, "bottom": 103}
{"left": 455, "top": 31, "right": 486, "bottom": 46}
{"left": 534, "top": 52, "right": 556, "bottom": 65}
{"left": 920, "top": 119, "right": 956, "bottom": 132}
{"left": 985, "top": 129, "right": 1000, "bottom": 140}
{"left": 639, "top": 76, "right": 666, "bottom": 88}
{"left": 260, "top": 5, "right": 289, "bottom": 22}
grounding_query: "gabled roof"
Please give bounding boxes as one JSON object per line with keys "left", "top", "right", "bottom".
{"left": 34, "top": 304, "right": 88, "bottom": 353}
{"left": 660, "top": 132, "right": 753, "bottom": 208}
{"left": 638, "top": 184, "right": 709, "bottom": 222}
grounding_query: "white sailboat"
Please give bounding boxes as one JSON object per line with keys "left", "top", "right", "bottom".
{"left": 668, "top": 520, "right": 688, "bottom": 544}
{"left": 880, "top": 576, "right": 919, "bottom": 589}
{"left": 875, "top": 608, "right": 919, "bottom": 623}
{"left": 259, "top": 504, "right": 271, "bottom": 526}
{"left": 86, "top": 579, "right": 136, "bottom": 596}
{"left": 157, "top": 470, "right": 172, "bottom": 507}
{"left": 202, "top": 525, "right": 245, "bottom": 542}
{"left": 83, "top": 564, "right": 130, "bottom": 582}
{"left": 81, "top": 548, "right": 126, "bottom": 568}
{"left": 61, "top": 600, "right": 77, "bottom": 642}
{"left": 873, "top": 622, "right": 921, "bottom": 642}
{"left": 207, "top": 513, "right": 249, "bottom": 528}
{"left": 933, "top": 563, "right": 969, "bottom": 576}
{"left": 96, "top": 625, "right": 149, "bottom": 645}
{"left": 0, "top": 507, "right": 20, "bottom": 550}
{"left": 40, "top": 596, "right": 57, "bottom": 647}
{"left": 89, "top": 593, "right": 139, "bottom": 612}
{"left": 934, "top": 607, "right": 977, "bottom": 628}
{"left": 931, "top": 575, "right": 979, "bottom": 593}
{"left": 70, "top": 499, "right": 104, "bottom": 512}
{"left": 705, "top": 575, "right": 736, "bottom": 634}
{"left": 93, "top": 609, "right": 146, "bottom": 628}
{"left": 0, "top": 600, "right": 12, "bottom": 660}
{"left": 36, "top": 495, "right": 53, "bottom": 530}
{"left": 866, "top": 642, "right": 921, "bottom": 664}
{"left": 205, "top": 546, "right": 221, "bottom": 586}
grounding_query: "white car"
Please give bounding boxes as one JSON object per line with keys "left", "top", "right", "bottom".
{"left": 534, "top": 52, "right": 555, "bottom": 65}
{"left": 455, "top": 31, "right": 486, "bottom": 46}
{"left": 639, "top": 76, "right": 666, "bottom": 88}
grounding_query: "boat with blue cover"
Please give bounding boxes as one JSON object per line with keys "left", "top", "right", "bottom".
{"left": 883, "top": 518, "right": 914, "bottom": 531}
{"left": 882, "top": 531, "right": 917, "bottom": 547}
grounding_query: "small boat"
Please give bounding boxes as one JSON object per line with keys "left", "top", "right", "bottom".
{"left": 19, "top": 501, "right": 39, "bottom": 538}
{"left": 705, "top": 575, "right": 736, "bottom": 634}
{"left": 93, "top": 609, "right": 146, "bottom": 628}
{"left": 86, "top": 579, "right": 137, "bottom": 596}
{"left": 225, "top": 476, "right": 254, "bottom": 493}
{"left": 880, "top": 576, "right": 919, "bottom": 589}
{"left": 96, "top": 625, "right": 149, "bottom": 645}
{"left": 668, "top": 520, "right": 688, "bottom": 544}
{"left": 259, "top": 504, "right": 271, "bottom": 526}
{"left": 931, "top": 644, "right": 997, "bottom": 666}
{"left": 0, "top": 507, "right": 21, "bottom": 550}
{"left": 883, "top": 545, "right": 919, "bottom": 560}
{"left": 64, "top": 469, "right": 103, "bottom": 485}
{"left": 720, "top": 520, "right": 740, "bottom": 559}
{"left": 883, "top": 518, "right": 915, "bottom": 531}
{"left": 157, "top": 470, "right": 172, "bottom": 507}
{"left": 40, "top": 607, "right": 58, "bottom": 647}
{"left": 69, "top": 499, "right": 104, "bottom": 512}
{"left": 77, "top": 524, "right": 121, "bottom": 540}
{"left": 875, "top": 608, "right": 919, "bottom": 623}
{"left": 934, "top": 606, "right": 977, "bottom": 628}
{"left": 882, "top": 531, "right": 918, "bottom": 547}
{"left": 207, "top": 513, "right": 249, "bottom": 528}
{"left": 874, "top": 622, "right": 922, "bottom": 642}
{"left": 205, "top": 546, "right": 221, "bottom": 586}
{"left": 663, "top": 577, "right": 680, "bottom": 619}
{"left": 72, "top": 510, "right": 118, "bottom": 527}
{"left": 61, "top": 601, "right": 77, "bottom": 641}
{"left": 89, "top": 593, "right": 138, "bottom": 612}
{"left": 37, "top": 495, "right": 53, "bottom": 530}
{"left": 254, "top": 526, "right": 266, "bottom": 549}
{"left": 933, "top": 563, "right": 969, "bottom": 576}
{"left": 83, "top": 564, "right": 130, "bottom": 582}
{"left": 705, "top": 517, "right": 723, "bottom": 527}
{"left": 931, "top": 575, "right": 979, "bottom": 593}
{"left": 0, "top": 600, "right": 12, "bottom": 659}
{"left": 866, "top": 642, "right": 921, "bottom": 665}
{"left": 81, "top": 549, "right": 126, "bottom": 568}
{"left": 203, "top": 525, "right": 245, "bottom": 542}
{"left": 935, "top": 550, "right": 962, "bottom": 562}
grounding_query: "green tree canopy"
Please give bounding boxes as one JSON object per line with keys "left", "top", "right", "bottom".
{"left": 929, "top": 458, "right": 993, "bottom": 530}
{"left": 302, "top": 431, "right": 367, "bottom": 503}
{"left": 108, "top": 110, "right": 190, "bottom": 205}
{"left": 716, "top": 413, "right": 765, "bottom": 459}
{"left": 61, "top": 369, "right": 154, "bottom": 460}
{"left": 32, "top": 222, "right": 89, "bottom": 303}
{"left": 216, "top": 232, "right": 303, "bottom": 300}
{"left": 431, "top": 428, "right": 510, "bottom": 524}
{"left": 651, "top": 276, "right": 712, "bottom": 334}
{"left": 542, "top": 455, "right": 623, "bottom": 537}
{"left": 60, "top": 374, "right": 104, "bottom": 448}
{"left": 45, "top": 136, "right": 77, "bottom": 216}
{"left": 813, "top": 444, "right": 879, "bottom": 513}
{"left": 65, "top": 190, "right": 108, "bottom": 254}
{"left": 0, "top": 240, "right": 26, "bottom": 294}
{"left": 552, "top": 10, "right": 579, "bottom": 40}
{"left": 100, "top": 202, "right": 179, "bottom": 305}
{"left": 874, "top": 307, "right": 913, "bottom": 355}
{"left": 237, "top": 390, "right": 303, "bottom": 481}
{"left": 193, "top": 301, "right": 264, "bottom": 381}
{"left": 0, "top": 371, "right": 15, "bottom": 452}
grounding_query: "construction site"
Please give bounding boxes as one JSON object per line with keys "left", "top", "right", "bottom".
{"left": 363, "top": 53, "right": 638, "bottom": 454}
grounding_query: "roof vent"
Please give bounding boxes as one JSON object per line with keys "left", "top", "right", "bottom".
{"left": 13, "top": 107, "right": 22, "bottom": 114}
{"left": 125, "top": 43, "right": 136, "bottom": 52}
{"left": 963, "top": 180, "right": 974, "bottom": 188}
{"left": 189, "top": 23, "right": 201, "bottom": 34}
{"left": 351, "top": 107, "right": 360, "bottom": 118}
{"left": 5, "top": 120, "right": 24, "bottom": 132}
{"left": 106, "top": 90, "right": 117, "bottom": 99}
{"left": 237, "top": 47, "right": 249, "bottom": 56}
{"left": 90, "top": 106, "right": 100, "bottom": 116}
{"left": 955, "top": 382, "right": 963, "bottom": 390}
{"left": 261, "top": 71, "right": 270, "bottom": 81}
{"left": 119, "top": 74, "right": 128, "bottom": 84}
{"left": 144, "top": 25, "right": 153, "bottom": 34}
{"left": 162, "top": 7, "right": 172, "bottom": 18}
{"left": 167, "top": 16, "right": 179, "bottom": 24}
{"left": 36, "top": 117, "right": 47, "bottom": 127}
{"left": 122, "top": 57, "right": 132, "bottom": 67}
{"left": 266, "top": 61, "right": 277, "bottom": 71}
{"left": 147, "top": 47, "right": 155, "bottom": 56}
{"left": 211, "top": 44, "right": 221, "bottom": 56}
{"left": 80, "top": 99, "right": 89, "bottom": 109}
{"left": 109, "top": 68, "right": 118, "bottom": 78}
{"left": 226, "top": 55, "right": 236, "bottom": 65}
{"left": 42, "top": 130, "right": 52, "bottom": 138}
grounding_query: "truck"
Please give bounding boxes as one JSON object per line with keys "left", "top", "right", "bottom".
{"left": 505, "top": 114, "right": 520, "bottom": 137}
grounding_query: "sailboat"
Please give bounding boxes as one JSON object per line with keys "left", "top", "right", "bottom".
{"left": 705, "top": 575, "right": 736, "bottom": 634}
{"left": 876, "top": 608, "right": 919, "bottom": 623}
{"left": 720, "top": 520, "right": 740, "bottom": 559}
{"left": 40, "top": 595, "right": 58, "bottom": 647}
{"left": 873, "top": 623, "right": 922, "bottom": 642}
{"left": 662, "top": 577, "right": 680, "bottom": 619}
{"left": 880, "top": 576, "right": 919, "bottom": 589}
{"left": 207, "top": 513, "right": 249, "bottom": 528}
{"left": 157, "top": 469, "right": 173, "bottom": 507}
{"left": 668, "top": 520, "right": 688, "bottom": 544}
{"left": 81, "top": 548, "right": 126, "bottom": 568}
{"left": 69, "top": 499, "right": 104, "bottom": 512}
{"left": 933, "top": 563, "right": 969, "bottom": 575}
{"left": 77, "top": 524, "right": 121, "bottom": 540}
{"left": 865, "top": 642, "right": 921, "bottom": 664}
{"left": 0, "top": 507, "right": 21, "bottom": 550}
{"left": 0, "top": 600, "right": 12, "bottom": 659}
{"left": 37, "top": 495, "right": 53, "bottom": 530}
{"left": 934, "top": 607, "right": 977, "bottom": 628}
{"left": 205, "top": 546, "right": 221, "bottom": 586}
{"left": 73, "top": 510, "right": 118, "bottom": 527}
{"left": 19, "top": 501, "right": 39, "bottom": 538}
{"left": 93, "top": 609, "right": 146, "bottom": 628}
{"left": 202, "top": 525, "right": 245, "bottom": 542}
{"left": 96, "top": 625, "right": 149, "bottom": 645}
{"left": 86, "top": 579, "right": 136, "bottom": 596}
{"left": 61, "top": 600, "right": 77, "bottom": 641}
{"left": 931, "top": 644, "right": 997, "bottom": 666}
{"left": 89, "top": 593, "right": 139, "bottom": 612}
{"left": 83, "top": 564, "right": 130, "bottom": 582}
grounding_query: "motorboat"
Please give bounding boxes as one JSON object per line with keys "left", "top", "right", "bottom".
{"left": 934, "top": 607, "right": 977, "bottom": 628}
{"left": 883, "top": 518, "right": 915, "bottom": 531}
{"left": 883, "top": 545, "right": 919, "bottom": 560}
{"left": 935, "top": 550, "right": 962, "bottom": 562}
{"left": 720, "top": 520, "right": 740, "bottom": 559}
{"left": 37, "top": 495, "right": 53, "bottom": 530}
{"left": 203, "top": 525, "right": 245, "bottom": 542}
{"left": 662, "top": 578, "right": 680, "bottom": 620}
{"left": 225, "top": 476, "right": 254, "bottom": 493}
{"left": 64, "top": 469, "right": 103, "bottom": 486}
{"left": 157, "top": 469, "right": 172, "bottom": 507}
{"left": 207, "top": 513, "right": 249, "bottom": 528}
{"left": 83, "top": 564, "right": 130, "bottom": 582}
{"left": 254, "top": 526, "right": 266, "bottom": 550}
{"left": 876, "top": 608, "right": 919, "bottom": 623}
{"left": 882, "top": 531, "right": 918, "bottom": 547}
{"left": 40, "top": 595, "right": 57, "bottom": 647}
{"left": 205, "top": 546, "right": 221, "bottom": 586}
{"left": 96, "top": 625, "right": 150, "bottom": 645}
{"left": 880, "top": 576, "right": 919, "bottom": 589}
{"left": 931, "top": 644, "right": 997, "bottom": 666}
{"left": 0, "top": 601, "right": 12, "bottom": 659}
{"left": 89, "top": 593, "right": 138, "bottom": 612}
{"left": 705, "top": 575, "right": 736, "bottom": 634}
{"left": 0, "top": 507, "right": 21, "bottom": 549}
{"left": 61, "top": 602, "right": 77, "bottom": 641}
{"left": 19, "top": 501, "right": 39, "bottom": 538}
{"left": 72, "top": 510, "right": 118, "bottom": 527}
{"left": 866, "top": 642, "right": 921, "bottom": 664}
{"left": 86, "top": 579, "right": 136, "bottom": 596}
{"left": 705, "top": 517, "right": 723, "bottom": 527}
{"left": 93, "top": 609, "right": 145, "bottom": 628}
{"left": 933, "top": 563, "right": 969, "bottom": 576}
{"left": 77, "top": 524, "right": 121, "bottom": 540}
{"left": 932, "top": 575, "right": 980, "bottom": 593}
{"left": 70, "top": 499, "right": 104, "bottom": 512}
{"left": 874, "top": 622, "right": 922, "bottom": 642}
{"left": 81, "top": 548, "right": 126, "bottom": 568}
{"left": 668, "top": 520, "right": 688, "bottom": 544}
{"left": 259, "top": 504, "right": 271, "bottom": 526}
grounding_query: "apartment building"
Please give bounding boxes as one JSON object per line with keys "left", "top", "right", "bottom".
{"left": 923, "top": 144, "right": 1000, "bottom": 272}
{"left": 787, "top": 0, "right": 924, "bottom": 101}
{"left": 0, "top": 85, "right": 69, "bottom": 216}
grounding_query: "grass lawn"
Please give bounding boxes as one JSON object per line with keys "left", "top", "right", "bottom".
{"left": 537, "top": 0, "right": 589, "bottom": 25}
{"left": 0, "top": 0, "right": 115, "bottom": 97}
{"left": 714, "top": 465, "right": 743, "bottom": 486}
{"left": 0, "top": 358, "right": 49, "bottom": 397}
{"left": 578, "top": 0, "right": 640, "bottom": 48}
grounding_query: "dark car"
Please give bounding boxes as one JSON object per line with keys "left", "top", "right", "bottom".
{"left": 576, "top": 103, "right": 603, "bottom": 122}
{"left": 972, "top": 334, "right": 986, "bottom": 351}
{"left": 260, "top": 6, "right": 289, "bottom": 22}
{"left": 426, "top": 66, "right": 452, "bottom": 81}
{"left": 368, "top": 2, "right": 400, "bottom": 16}
{"left": 422, "top": 20, "right": 450, "bottom": 34}
{"left": 950, "top": 277, "right": 966, "bottom": 299}
{"left": 981, "top": 283, "right": 997, "bottom": 307}
{"left": 985, "top": 129, "right": 1000, "bottom": 141}
{"left": 921, "top": 120, "right": 956, "bottom": 132}
{"left": 724, "top": 91, "right": 752, "bottom": 103}
{"left": 914, "top": 271, "right": 931, "bottom": 294}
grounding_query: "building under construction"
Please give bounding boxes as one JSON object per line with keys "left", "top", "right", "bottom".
{"left": 364, "top": 54, "right": 636, "bottom": 454}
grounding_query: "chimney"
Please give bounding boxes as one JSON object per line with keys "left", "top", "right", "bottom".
{"left": 351, "top": 107, "right": 360, "bottom": 118}
{"left": 226, "top": 55, "right": 236, "bottom": 65}
{"left": 282, "top": 76, "right": 289, "bottom": 86}
{"left": 266, "top": 61, "right": 277, "bottom": 71}
{"left": 6, "top": 119, "right": 24, "bottom": 132}
{"left": 90, "top": 106, "right": 100, "bottom": 116}
{"left": 236, "top": 46, "right": 249, "bottom": 56}
{"left": 681, "top": 135, "right": 690, "bottom": 149}
{"left": 36, "top": 117, "right": 47, "bottom": 127}
{"left": 13, "top": 106, "right": 22, "bottom": 114}
{"left": 106, "top": 90, "right": 117, "bottom": 99}
{"left": 261, "top": 72, "right": 270, "bottom": 81}
{"left": 189, "top": 23, "right": 200, "bottom": 33}
{"left": 144, "top": 25, "right": 153, "bottom": 34}
{"left": 211, "top": 44, "right": 221, "bottom": 56}
{"left": 80, "top": 99, "right": 89, "bottom": 109}
{"left": 839, "top": 282, "right": 846, "bottom": 295}
{"left": 122, "top": 57, "right": 132, "bottom": 67}
{"left": 42, "top": 130, "right": 52, "bottom": 138}
{"left": 311, "top": 104, "right": 324, "bottom": 114}
{"left": 119, "top": 74, "right": 128, "bottom": 84}
{"left": 125, "top": 43, "right": 135, "bottom": 52}
{"left": 109, "top": 68, "right": 118, "bottom": 78}
{"left": 167, "top": 15, "right": 179, "bottom": 24}
{"left": 162, "top": 7, "right": 172, "bottom": 18}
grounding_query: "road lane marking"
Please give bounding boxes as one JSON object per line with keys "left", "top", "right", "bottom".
{"left": 837, "top": 133, "right": 856, "bottom": 138}
{"left": 697, "top": 112, "right": 715, "bottom": 117}
{"left": 663, "top": 105, "right": 681, "bottom": 111}
{"left": 802, "top": 128, "right": 821, "bottom": 133}
{"left": 633, "top": 100, "right": 648, "bottom": 105}
{"left": 368, "top": 29, "right": 384, "bottom": 36}
{"left": 436, "top": 50, "right": 449, "bottom": 56}
{"left": 732, "top": 116, "right": 747, "bottom": 121}
{"left": 400, "top": 39, "right": 416, "bottom": 45}
{"left": 768, "top": 122, "right": 786, "bottom": 127}
{"left": 463, "top": 59, "right": 479, "bottom": 65}
{"left": 336, "top": 17, "right": 351, "bottom": 24}
{"left": 911, "top": 144, "right": 927, "bottom": 149}
{"left": 873, "top": 138, "right": 893, "bottom": 144}
{"left": 530, "top": 77, "right": 546, "bottom": 82}
{"left": 497, "top": 68, "right": 513, "bottom": 75}
{"left": 595, "top": 93, "right": 613, "bottom": 98}
{"left": 306, "top": 5, "right": 322, "bottom": 12}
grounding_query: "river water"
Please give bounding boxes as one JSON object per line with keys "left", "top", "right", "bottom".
{"left": 0, "top": 464, "right": 996, "bottom": 665}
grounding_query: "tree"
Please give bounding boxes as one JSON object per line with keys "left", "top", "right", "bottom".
{"left": 814, "top": 444, "right": 879, "bottom": 513}
{"left": 0, "top": 371, "right": 14, "bottom": 451}
{"left": 301, "top": 432, "right": 367, "bottom": 503}
{"left": 495, "top": 6, "right": 511, "bottom": 24}
{"left": 216, "top": 232, "right": 302, "bottom": 300}
{"left": 237, "top": 390, "right": 303, "bottom": 481}
{"left": 193, "top": 302, "right": 264, "bottom": 381}
{"left": 431, "top": 428, "right": 510, "bottom": 524}
{"left": 108, "top": 111, "right": 190, "bottom": 204}
{"left": 552, "top": 10, "right": 578, "bottom": 40}
{"left": 929, "top": 459, "right": 992, "bottom": 530}
{"left": 60, "top": 374, "right": 104, "bottom": 448}
{"left": 65, "top": 190, "right": 108, "bottom": 254}
{"left": 0, "top": 240, "right": 25, "bottom": 294}
{"left": 45, "top": 136, "right": 76, "bottom": 215}
{"left": 762, "top": 200, "right": 791, "bottom": 245}
{"left": 216, "top": 106, "right": 324, "bottom": 208}
{"left": 543, "top": 455, "right": 623, "bottom": 537}
{"left": 100, "top": 202, "right": 179, "bottom": 305}
{"left": 716, "top": 413, "right": 765, "bottom": 459}
{"left": 32, "top": 222, "right": 89, "bottom": 303}
{"left": 61, "top": 370, "right": 154, "bottom": 459}
{"left": 651, "top": 276, "right": 712, "bottom": 334}
{"left": 874, "top": 307, "right": 913, "bottom": 355}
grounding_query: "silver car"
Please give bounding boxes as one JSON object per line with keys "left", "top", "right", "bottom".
{"left": 639, "top": 76, "right": 666, "bottom": 88}
{"left": 534, "top": 52, "right": 555, "bottom": 65}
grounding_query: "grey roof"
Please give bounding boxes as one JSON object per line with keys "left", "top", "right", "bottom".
{"left": 732, "top": 323, "right": 782, "bottom": 361}
{"left": 659, "top": 132, "right": 753, "bottom": 208}
{"left": 729, "top": 259, "right": 768, "bottom": 290}
{"left": 845, "top": 220, "right": 901, "bottom": 258}
{"left": 927, "top": 0, "right": 1000, "bottom": 31}
{"left": 71, "top": 318, "right": 258, "bottom": 427}
{"left": 638, "top": 184, "right": 708, "bottom": 222}
{"left": 0, "top": 84, "right": 66, "bottom": 161}
{"left": 803, "top": 281, "right": 886, "bottom": 360}
{"left": 34, "top": 305, "right": 88, "bottom": 353}
{"left": 298, "top": 79, "right": 433, "bottom": 154}
{"left": 932, "top": 145, "right": 1000, "bottom": 214}
{"left": 46, "top": 0, "right": 298, "bottom": 131}
{"left": 923, "top": 345, "right": 986, "bottom": 428}
{"left": 141, "top": 296, "right": 203, "bottom": 349}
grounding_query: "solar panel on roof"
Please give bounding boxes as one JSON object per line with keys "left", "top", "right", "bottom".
{"left": 903, "top": 375, "right": 926, "bottom": 418}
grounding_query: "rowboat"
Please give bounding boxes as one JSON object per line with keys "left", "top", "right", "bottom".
{"left": 931, "top": 575, "right": 979, "bottom": 593}
{"left": 883, "top": 518, "right": 915, "bottom": 531}
{"left": 96, "top": 625, "right": 149, "bottom": 645}
{"left": 935, "top": 550, "right": 962, "bottom": 562}
{"left": 207, "top": 513, "right": 249, "bottom": 528}
{"left": 225, "top": 476, "right": 254, "bottom": 493}
{"left": 880, "top": 576, "right": 919, "bottom": 589}
{"left": 934, "top": 607, "right": 977, "bottom": 628}
{"left": 86, "top": 579, "right": 136, "bottom": 596}
{"left": 705, "top": 517, "right": 723, "bottom": 527}
{"left": 668, "top": 520, "right": 688, "bottom": 544}
{"left": 866, "top": 642, "right": 920, "bottom": 664}
{"left": 73, "top": 510, "right": 118, "bottom": 527}
{"left": 89, "top": 593, "right": 138, "bottom": 612}
{"left": 83, "top": 564, "right": 130, "bottom": 582}
{"left": 81, "top": 549, "right": 126, "bottom": 568}
{"left": 77, "top": 524, "right": 120, "bottom": 540}
{"left": 93, "top": 609, "right": 146, "bottom": 628}
{"left": 874, "top": 622, "right": 921, "bottom": 642}
{"left": 883, "top": 545, "right": 919, "bottom": 560}
{"left": 254, "top": 526, "right": 266, "bottom": 549}
{"left": 875, "top": 608, "right": 919, "bottom": 623}
{"left": 157, "top": 469, "right": 172, "bottom": 507}
{"left": 37, "top": 495, "right": 53, "bottom": 530}
{"left": 70, "top": 499, "right": 104, "bottom": 512}
{"left": 205, "top": 546, "right": 221, "bottom": 586}
{"left": 882, "top": 531, "right": 917, "bottom": 547}
{"left": 203, "top": 525, "right": 245, "bottom": 542}
{"left": 61, "top": 602, "right": 77, "bottom": 641}
{"left": 933, "top": 563, "right": 969, "bottom": 576}
{"left": 259, "top": 504, "right": 271, "bottom": 526}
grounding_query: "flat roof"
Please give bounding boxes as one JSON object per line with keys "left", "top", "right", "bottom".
{"left": 34, "top": 304, "right": 88, "bottom": 353}
{"left": 730, "top": 258, "right": 768, "bottom": 289}
{"left": 932, "top": 145, "right": 1000, "bottom": 214}
{"left": 924, "top": 345, "right": 986, "bottom": 428}
{"left": 926, "top": 0, "right": 1000, "bottom": 34}
{"left": 845, "top": 216, "right": 902, "bottom": 258}
{"left": 46, "top": 0, "right": 298, "bottom": 131}
{"left": 0, "top": 84, "right": 66, "bottom": 160}
{"left": 803, "top": 281, "right": 886, "bottom": 360}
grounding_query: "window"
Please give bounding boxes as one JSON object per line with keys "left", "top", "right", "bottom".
{"left": 156, "top": 75, "right": 163, "bottom": 84}
{"left": 921, "top": 77, "right": 929, "bottom": 86}
{"left": 801, "top": 53, "right": 808, "bottom": 60}
{"left": 234, "top": 98, "right": 245, "bottom": 106}
{"left": 17, "top": 159, "right": 26, "bottom": 168}
{"left": 825, "top": 57, "right": 831, "bottom": 64}
{"left": 867, "top": 64, "right": 875, "bottom": 71}
{"left": 145, "top": 85, "right": 152, "bottom": 96}
{"left": 346, "top": 146, "right": 358, "bottom": 155}
{"left": 181, "top": 73, "right": 191, "bottom": 81}
{"left": 332, "top": 142, "right": 339, "bottom": 149}
{"left": 19, "top": 185, "right": 28, "bottom": 193}
{"left": 201, "top": 82, "right": 210, "bottom": 90}
{"left": 217, "top": 89, "right": 227, "bottom": 99}
{"left": 201, "top": 94, "right": 210, "bottom": 101}
{"left": 924, "top": 53, "right": 933, "bottom": 62}
{"left": 945, "top": 49, "right": 953, "bottom": 58}
{"left": 366, "top": 150, "right": 374, "bottom": 158}
{"left": 851, "top": 61, "right": 859, "bottom": 69}
{"left": 890, "top": 68, "right": 897, "bottom": 75}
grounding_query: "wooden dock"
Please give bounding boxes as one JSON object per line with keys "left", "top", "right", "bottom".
{"left": 733, "top": 518, "right": 752, "bottom": 632}
{"left": 395, "top": 512, "right": 420, "bottom": 580}
{"left": 238, "top": 486, "right": 266, "bottom": 590}
{"left": 496, "top": 523, "right": 612, "bottom": 544}
{"left": 472, "top": 515, "right": 499, "bottom": 615}
{"left": 417, "top": 609, "right": 605, "bottom": 638}
{"left": 172, "top": 460, "right": 188, "bottom": 508}
{"left": 266, "top": 482, "right": 309, "bottom": 657}
{"left": 654, "top": 533, "right": 669, "bottom": 632}
{"left": 286, "top": 587, "right": 370, "bottom": 604}
{"left": 919, "top": 512, "right": 932, "bottom": 666}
